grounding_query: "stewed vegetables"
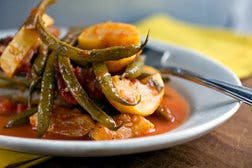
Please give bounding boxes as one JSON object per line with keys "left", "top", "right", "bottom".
{"left": 0, "top": 0, "right": 174, "bottom": 139}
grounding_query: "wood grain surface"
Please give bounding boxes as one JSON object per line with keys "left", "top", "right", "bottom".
{"left": 34, "top": 78, "right": 252, "bottom": 168}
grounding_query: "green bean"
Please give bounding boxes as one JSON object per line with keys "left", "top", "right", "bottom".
{"left": 93, "top": 62, "right": 140, "bottom": 106}
{"left": 0, "top": 71, "right": 29, "bottom": 88}
{"left": 0, "top": 94, "right": 39, "bottom": 105}
{"left": 137, "top": 71, "right": 168, "bottom": 92}
{"left": 147, "top": 78, "right": 164, "bottom": 92}
{"left": 25, "top": 0, "right": 56, "bottom": 29}
{"left": 155, "top": 106, "right": 175, "bottom": 122}
{"left": 28, "top": 76, "right": 41, "bottom": 108}
{"left": 122, "top": 56, "right": 144, "bottom": 79}
{"left": 0, "top": 80, "right": 19, "bottom": 89}
{"left": 25, "top": 0, "right": 148, "bottom": 66}
{"left": 36, "top": 15, "right": 148, "bottom": 66}
{"left": 37, "top": 51, "right": 57, "bottom": 137}
{"left": 58, "top": 56, "right": 117, "bottom": 130}
{"left": 5, "top": 108, "right": 37, "bottom": 128}
{"left": 0, "top": 79, "right": 27, "bottom": 90}
{"left": 32, "top": 43, "right": 48, "bottom": 76}
{"left": 28, "top": 44, "right": 48, "bottom": 107}
{"left": 28, "top": 29, "right": 81, "bottom": 108}
{"left": 31, "top": 0, "right": 58, "bottom": 135}
{"left": 59, "top": 29, "right": 117, "bottom": 130}
{"left": 36, "top": 0, "right": 57, "bottom": 13}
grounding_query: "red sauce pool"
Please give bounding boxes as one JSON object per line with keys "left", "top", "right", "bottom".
{"left": 0, "top": 85, "right": 190, "bottom": 139}
{"left": 147, "top": 85, "right": 189, "bottom": 136}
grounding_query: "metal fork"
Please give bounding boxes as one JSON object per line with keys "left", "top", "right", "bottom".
{"left": 143, "top": 47, "right": 252, "bottom": 106}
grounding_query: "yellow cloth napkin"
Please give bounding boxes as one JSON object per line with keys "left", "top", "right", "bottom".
{"left": 135, "top": 14, "right": 252, "bottom": 79}
{"left": 0, "top": 149, "right": 51, "bottom": 168}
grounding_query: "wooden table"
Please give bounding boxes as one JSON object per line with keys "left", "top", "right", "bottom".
{"left": 34, "top": 78, "right": 252, "bottom": 168}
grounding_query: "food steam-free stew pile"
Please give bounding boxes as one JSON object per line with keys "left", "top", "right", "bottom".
{"left": 0, "top": 0, "right": 189, "bottom": 140}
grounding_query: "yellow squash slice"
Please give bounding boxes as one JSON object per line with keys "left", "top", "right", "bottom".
{"left": 108, "top": 66, "right": 164, "bottom": 116}
{"left": 0, "top": 14, "right": 54, "bottom": 77}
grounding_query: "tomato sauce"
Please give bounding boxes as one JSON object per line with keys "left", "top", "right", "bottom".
{"left": 147, "top": 85, "right": 190, "bottom": 136}
{"left": 0, "top": 85, "right": 189, "bottom": 140}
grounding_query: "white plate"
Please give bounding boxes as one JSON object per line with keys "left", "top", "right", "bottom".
{"left": 0, "top": 30, "right": 241, "bottom": 156}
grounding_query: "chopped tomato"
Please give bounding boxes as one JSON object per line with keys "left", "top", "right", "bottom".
{"left": 0, "top": 98, "right": 16, "bottom": 115}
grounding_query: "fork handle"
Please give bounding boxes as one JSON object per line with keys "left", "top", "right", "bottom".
{"left": 162, "top": 66, "right": 252, "bottom": 106}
